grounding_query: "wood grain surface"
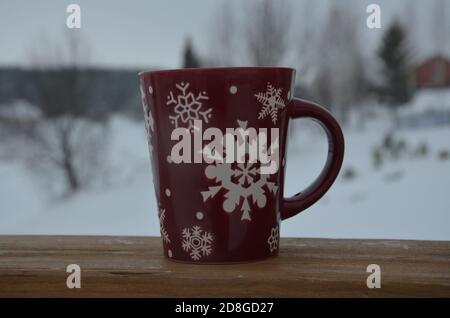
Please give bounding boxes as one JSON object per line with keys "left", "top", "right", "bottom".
{"left": 0, "top": 236, "right": 449, "bottom": 297}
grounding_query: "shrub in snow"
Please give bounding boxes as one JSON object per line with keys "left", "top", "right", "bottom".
{"left": 372, "top": 147, "right": 383, "bottom": 169}
{"left": 383, "top": 170, "right": 404, "bottom": 182}
{"left": 437, "top": 149, "right": 450, "bottom": 161}
{"left": 412, "top": 142, "right": 428, "bottom": 158}
{"left": 341, "top": 166, "right": 357, "bottom": 181}
{"left": 380, "top": 132, "right": 409, "bottom": 160}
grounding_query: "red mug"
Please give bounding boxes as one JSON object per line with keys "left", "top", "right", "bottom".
{"left": 139, "top": 67, "right": 344, "bottom": 263}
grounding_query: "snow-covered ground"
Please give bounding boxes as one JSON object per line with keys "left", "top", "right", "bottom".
{"left": 399, "top": 89, "right": 450, "bottom": 115}
{"left": 1, "top": 98, "right": 450, "bottom": 240}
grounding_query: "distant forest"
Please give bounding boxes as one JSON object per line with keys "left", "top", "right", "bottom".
{"left": 0, "top": 67, "right": 144, "bottom": 117}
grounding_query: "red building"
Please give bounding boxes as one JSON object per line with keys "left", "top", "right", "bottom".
{"left": 415, "top": 55, "right": 450, "bottom": 89}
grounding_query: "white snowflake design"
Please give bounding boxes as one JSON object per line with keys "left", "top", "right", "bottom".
{"left": 159, "top": 208, "right": 170, "bottom": 244}
{"left": 140, "top": 84, "right": 154, "bottom": 155}
{"left": 166, "top": 82, "right": 212, "bottom": 130}
{"left": 181, "top": 225, "right": 213, "bottom": 260}
{"left": 201, "top": 120, "right": 278, "bottom": 221}
{"left": 267, "top": 225, "right": 279, "bottom": 252}
{"left": 254, "top": 82, "right": 286, "bottom": 124}
{"left": 140, "top": 84, "right": 154, "bottom": 133}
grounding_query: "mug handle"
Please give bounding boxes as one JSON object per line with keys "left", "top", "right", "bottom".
{"left": 281, "top": 98, "right": 345, "bottom": 220}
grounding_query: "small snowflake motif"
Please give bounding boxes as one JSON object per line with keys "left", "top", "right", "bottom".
{"left": 166, "top": 82, "right": 212, "bottom": 131}
{"left": 254, "top": 82, "right": 286, "bottom": 124}
{"left": 159, "top": 208, "right": 170, "bottom": 244}
{"left": 146, "top": 108, "right": 154, "bottom": 134}
{"left": 140, "top": 85, "right": 154, "bottom": 132}
{"left": 140, "top": 84, "right": 154, "bottom": 155}
{"left": 181, "top": 225, "right": 213, "bottom": 260}
{"left": 267, "top": 225, "right": 279, "bottom": 252}
{"left": 201, "top": 120, "right": 278, "bottom": 221}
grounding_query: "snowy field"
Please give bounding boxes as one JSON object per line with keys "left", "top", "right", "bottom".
{"left": 1, "top": 95, "right": 450, "bottom": 240}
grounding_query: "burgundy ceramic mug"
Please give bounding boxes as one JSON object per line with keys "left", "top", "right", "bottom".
{"left": 139, "top": 67, "right": 344, "bottom": 263}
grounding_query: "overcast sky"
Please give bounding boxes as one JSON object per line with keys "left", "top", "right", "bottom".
{"left": 0, "top": 0, "right": 447, "bottom": 69}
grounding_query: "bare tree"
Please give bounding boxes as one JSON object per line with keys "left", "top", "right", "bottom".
{"left": 312, "top": 3, "right": 367, "bottom": 125}
{"left": 208, "top": 0, "right": 240, "bottom": 66}
{"left": 26, "top": 32, "right": 107, "bottom": 195}
{"left": 431, "top": 0, "right": 449, "bottom": 54}
{"left": 244, "top": 0, "right": 292, "bottom": 66}
{"left": 295, "top": 1, "right": 318, "bottom": 78}
{"left": 208, "top": 0, "right": 292, "bottom": 66}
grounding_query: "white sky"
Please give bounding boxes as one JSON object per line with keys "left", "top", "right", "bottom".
{"left": 0, "top": 0, "right": 448, "bottom": 69}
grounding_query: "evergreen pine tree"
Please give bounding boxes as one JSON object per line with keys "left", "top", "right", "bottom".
{"left": 182, "top": 38, "right": 201, "bottom": 68}
{"left": 378, "top": 21, "right": 413, "bottom": 109}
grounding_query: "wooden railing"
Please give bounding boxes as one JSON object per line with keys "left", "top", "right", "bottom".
{"left": 0, "top": 236, "right": 449, "bottom": 297}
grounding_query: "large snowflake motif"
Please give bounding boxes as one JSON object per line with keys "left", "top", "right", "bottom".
{"left": 254, "top": 82, "right": 286, "bottom": 124}
{"left": 159, "top": 208, "right": 170, "bottom": 244}
{"left": 181, "top": 225, "right": 213, "bottom": 260}
{"left": 166, "top": 82, "right": 212, "bottom": 130}
{"left": 267, "top": 225, "right": 279, "bottom": 252}
{"left": 140, "top": 84, "right": 154, "bottom": 155}
{"left": 201, "top": 120, "right": 278, "bottom": 221}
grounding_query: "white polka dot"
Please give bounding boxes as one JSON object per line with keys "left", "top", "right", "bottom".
{"left": 167, "top": 155, "right": 172, "bottom": 163}
{"left": 229, "top": 85, "right": 237, "bottom": 94}
{"left": 168, "top": 249, "right": 173, "bottom": 258}
{"left": 165, "top": 188, "right": 171, "bottom": 197}
{"left": 196, "top": 211, "right": 204, "bottom": 221}
{"left": 148, "top": 85, "right": 153, "bottom": 94}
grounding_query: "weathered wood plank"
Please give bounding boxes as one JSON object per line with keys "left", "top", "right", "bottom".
{"left": 0, "top": 236, "right": 449, "bottom": 297}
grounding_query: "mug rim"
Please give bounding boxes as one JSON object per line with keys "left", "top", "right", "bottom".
{"left": 138, "top": 66, "right": 295, "bottom": 77}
